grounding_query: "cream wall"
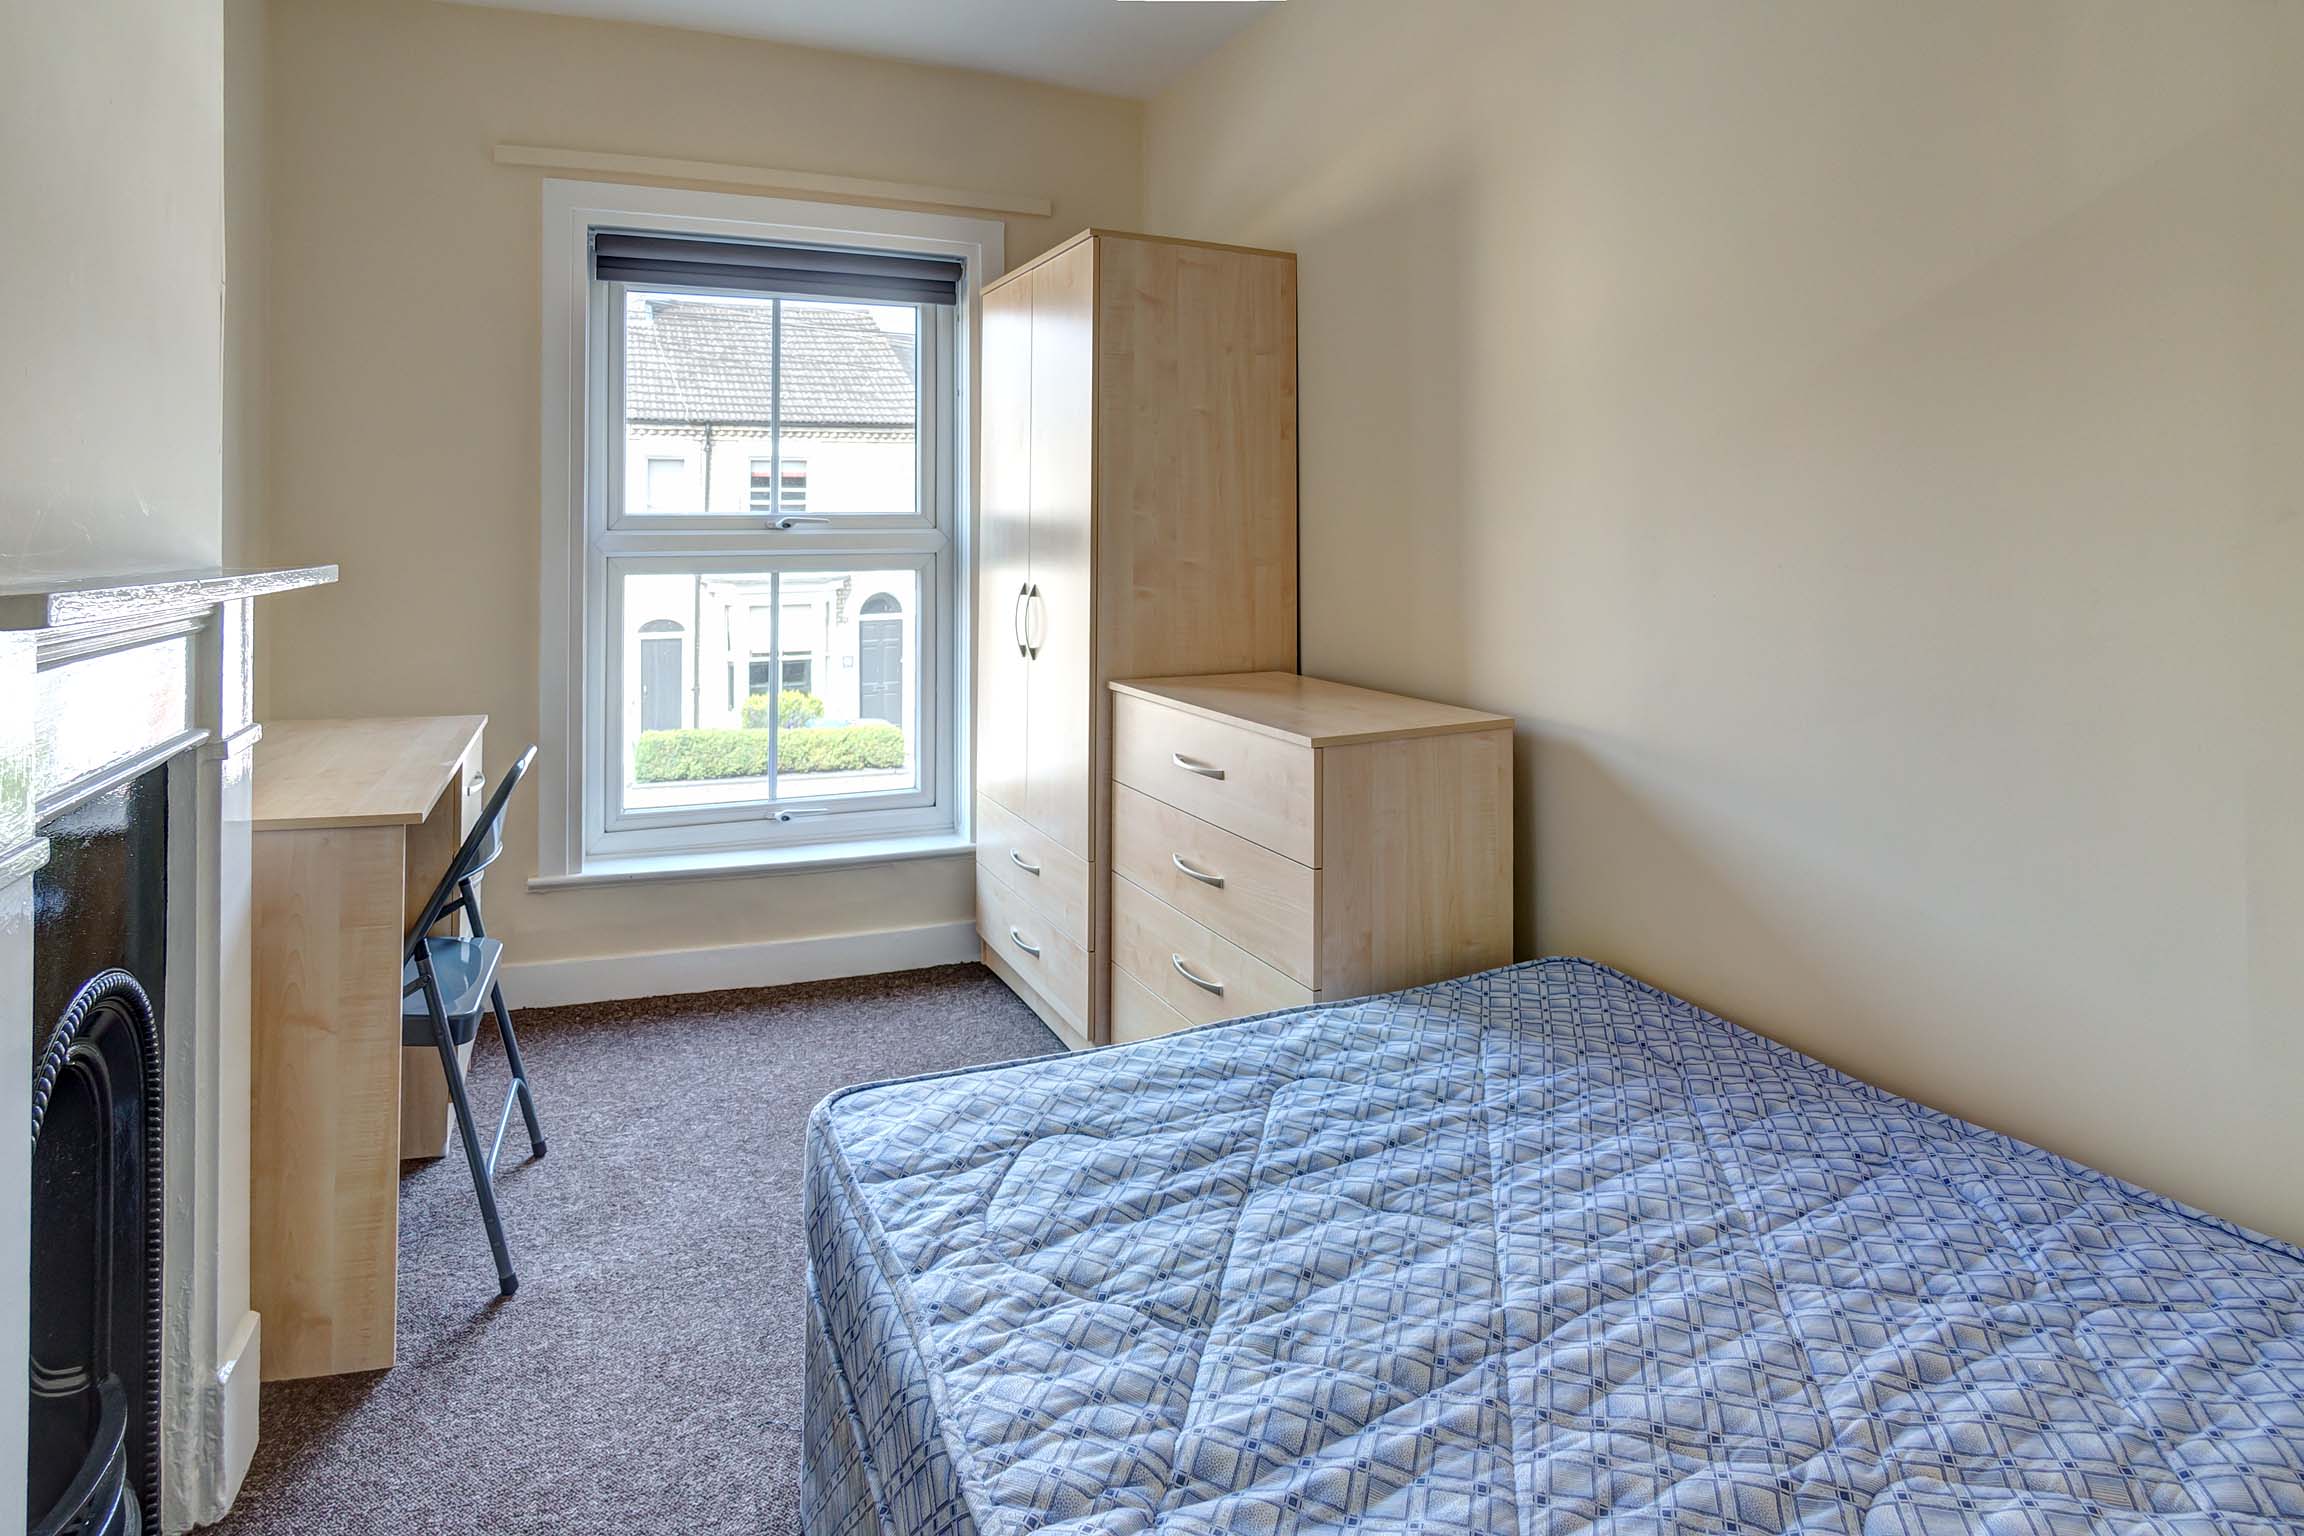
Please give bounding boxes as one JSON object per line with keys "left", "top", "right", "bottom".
{"left": 252, "top": 0, "right": 1144, "bottom": 967}
{"left": 225, "top": 0, "right": 269, "bottom": 569}
{"left": 1146, "top": 0, "right": 2304, "bottom": 1241}
{"left": 0, "top": 1, "right": 225, "bottom": 580}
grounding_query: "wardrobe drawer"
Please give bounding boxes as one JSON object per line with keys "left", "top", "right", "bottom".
{"left": 975, "top": 795, "right": 1090, "bottom": 947}
{"left": 1110, "top": 874, "right": 1312, "bottom": 1027}
{"left": 1111, "top": 693, "right": 1317, "bottom": 863}
{"left": 1109, "top": 782, "right": 1316, "bottom": 989}
{"left": 976, "top": 869, "right": 1089, "bottom": 1035}
{"left": 1109, "top": 962, "right": 1194, "bottom": 1046}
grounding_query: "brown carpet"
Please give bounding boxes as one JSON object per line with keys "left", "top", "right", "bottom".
{"left": 209, "top": 962, "right": 1058, "bottom": 1536}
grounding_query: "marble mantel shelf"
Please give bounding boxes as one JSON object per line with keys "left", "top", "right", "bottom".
{"left": 0, "top": 564, "right": 337, "bottom": 631}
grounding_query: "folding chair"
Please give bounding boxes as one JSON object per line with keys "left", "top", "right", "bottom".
{"left": 403, "top": 744, "right": 546, "bottom": 1296}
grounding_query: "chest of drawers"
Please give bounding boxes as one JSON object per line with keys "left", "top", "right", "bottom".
{"left": 1105, "top": 673, "right": 1515, "bottom": 1041}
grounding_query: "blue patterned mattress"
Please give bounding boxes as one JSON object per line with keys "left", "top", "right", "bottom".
{"left": 802, "top": 959, "right": 2304, "bottom": 1534}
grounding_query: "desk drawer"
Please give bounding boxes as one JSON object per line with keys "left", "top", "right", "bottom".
{"left": 1112, "top": 693, "right": 1317, "bottom": 863}
{"left": 1110, "top": 873, "right": 1311, "bottom": 1027}
{"left": 975, "top": 795, "right": 1090, "bottom": 947}
{"left": 1110, "top": 782, "right": 1316, "bottom": 988}
{"left": 976, "top": 868, "right": 1089, "bottom": 1035}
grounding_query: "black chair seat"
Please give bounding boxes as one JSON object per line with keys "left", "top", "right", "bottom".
{"left": 402, "top": 936, "right": 505, "bottom": 1046}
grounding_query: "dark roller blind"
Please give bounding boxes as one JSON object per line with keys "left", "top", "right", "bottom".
{"left": 592, "top": 232, "right": 963, "bottom": 305}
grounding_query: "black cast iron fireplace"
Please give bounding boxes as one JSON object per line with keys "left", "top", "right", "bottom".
{"left": 28, "top": 769, "right": 168, "bottom": 1536}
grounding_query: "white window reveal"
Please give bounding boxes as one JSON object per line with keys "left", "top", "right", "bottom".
{"left": 537, "top": 182, "right": 1002, "bottom": 879}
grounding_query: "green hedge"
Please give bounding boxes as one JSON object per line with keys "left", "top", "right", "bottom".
{"left": 633, "top": 722, "right": 905, "bottom": 782}
{"left": 739, "top": 690, "right": 825, "bottom": 730}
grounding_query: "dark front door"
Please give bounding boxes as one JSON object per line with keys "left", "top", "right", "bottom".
{"left": 858, "top": 618, "right": 902, "bottom": 725}
{"left": 639, "top": 636, "right": 683, "bottom": 732}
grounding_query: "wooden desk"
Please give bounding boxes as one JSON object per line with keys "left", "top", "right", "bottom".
{"left": 249, "top": 715, "right": 485, "bottom": 1380}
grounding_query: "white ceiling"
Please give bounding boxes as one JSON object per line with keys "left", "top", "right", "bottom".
{"left": 438, "top": 0, "right": 1281, "bottom": 98}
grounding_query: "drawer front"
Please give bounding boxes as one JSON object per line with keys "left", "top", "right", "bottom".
{"left": 976, "top": 795, "right": 1091, "bottom": 947}
{"left": 1110, "top": 873, "right": 1312, "bottom": 1027}
{"left": 1111, "top": 694, "right": 1318, "bottom": 864}
{"left": 1110, "top": 962, "right": 1194, "bottom": 1046}
{"left": 1109, "top": 783, "right": 1317, "bottom": 989}
{"left": 977, "top": 869, "right": 1090, "bottom": 1034}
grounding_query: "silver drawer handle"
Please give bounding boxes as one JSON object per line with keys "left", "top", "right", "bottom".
{"left": 1171, "top": 953, "right": 1223, "bottom": 995}
{"left": 1008, "top": 849, "right": 1041, "bottom": 876}
{"left": 1171, "top": 853, "right": 1225, "bottom": 888}
{"left": 1171, "top": 753, "right": 1226, "bottom": 780}
{"left": 1008, "top": 927, "right": 1041, "bottom": 958}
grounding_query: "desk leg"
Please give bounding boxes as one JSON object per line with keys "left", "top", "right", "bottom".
{"left": 250, "top": 825, "right": 404, "bottom": 1380}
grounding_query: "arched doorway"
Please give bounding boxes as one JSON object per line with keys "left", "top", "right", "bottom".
{"left": 637, "top": 618, "right": 686, "bottom": 731}
{"left": 857, "top": 593, "right": 903, "bottom": 725}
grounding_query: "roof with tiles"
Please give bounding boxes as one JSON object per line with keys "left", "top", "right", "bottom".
{"left": 625, "top": 296, "right": 917, "bottom": 431}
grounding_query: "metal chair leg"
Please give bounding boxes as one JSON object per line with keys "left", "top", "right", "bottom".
{"left": 488, "top": 983, "right": 547, "bottom": 1158}
{"left": 422, "top": 966, "right": 519, "bottom": 1297}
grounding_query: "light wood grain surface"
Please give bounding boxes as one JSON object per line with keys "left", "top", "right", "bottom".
{"left": 972, "top": 230, "right": 1302, "bottom": 1047}
{"left": 254, "top": 715, "right": 486, "bottom": 829}
{"left": 977, "top": 273, "right": 1034, "bottom": 824}
{"left": 250, "top": 825, "right": 406, "bottom": 1380}
{"left": 1109, "top": 962, "right": 1191, "bottom": 1046}
{"left": 1316, "top": 728, "right": 1515, "bottom": 998}
{"left": 975, "top": 867, "right": 1090, "bottom": 1037}
{"left": 1111, "top": 872, "right": 1313, "bottom": 1026}
{"left": 1103, "top": 675, "right": 1516, "bottom": 1042}
{"left": 976, "top": 794, "right": 1092, "bottom": 949}
{"left": 1110, "top": 673, "right": 1510, "bottom": 748}
{"left": 1112, "top": 691, "right": 1318, "bottom": 864}
{"left": 1110, "top": 782, "right": 1317, "bottom": 988}
{"left": 1023, "top": 237, "right": 1096, "bottom": 861}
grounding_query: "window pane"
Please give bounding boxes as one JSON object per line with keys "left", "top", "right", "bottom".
{"left": 778, "top": 301, "right": 918, "bottom": 517}
{"left": 623, "top": 289, "right": 917, "bottom": 518}
{"left": 619, "top": 568, "right": 921, "bottom": 813}
{"left": 776, "top": 568, "right": 918, "bottom": 799}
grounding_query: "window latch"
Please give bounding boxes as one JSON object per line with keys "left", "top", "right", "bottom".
{"left": 772, "top": 514, "right": 832, "bottom": 530}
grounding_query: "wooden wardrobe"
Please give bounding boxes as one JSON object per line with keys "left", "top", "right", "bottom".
{"left": 973, "top": 229, "right": 1298, "bottom": 1047}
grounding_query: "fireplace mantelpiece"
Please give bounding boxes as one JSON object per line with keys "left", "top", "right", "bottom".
{"left": 0, "top": 564, "right": 335, "bottom": 1534}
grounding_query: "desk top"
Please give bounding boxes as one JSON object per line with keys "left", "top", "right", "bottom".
{"left": 253, "top": 716, "right": 486, "bottom": 830}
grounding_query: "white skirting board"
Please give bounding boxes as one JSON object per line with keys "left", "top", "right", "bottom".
{"left": 499, "top": 920, "right": 980, "bottom": 1009}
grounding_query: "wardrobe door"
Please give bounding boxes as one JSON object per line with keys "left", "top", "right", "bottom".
{"left": 1022, "top": 239, "right": 1095, "bottom": 859}
{"left": 977, "top": 270, "right": 1034, "bottom": 817}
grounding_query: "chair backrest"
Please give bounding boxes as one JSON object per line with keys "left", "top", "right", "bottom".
{"left": 406, "top": 745, "right": 538, "bottom": 959}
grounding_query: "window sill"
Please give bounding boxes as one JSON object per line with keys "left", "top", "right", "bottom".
{"left": 527, "top": 831, "right": 974, "bottom": 892}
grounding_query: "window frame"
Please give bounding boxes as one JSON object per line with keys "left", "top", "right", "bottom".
{"left": 537, "top": 180, "right": 1000, "bottom": 882}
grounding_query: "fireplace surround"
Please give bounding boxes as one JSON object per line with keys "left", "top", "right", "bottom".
{"left": 0, "top": 566, "right": 334, "bottom": 1534}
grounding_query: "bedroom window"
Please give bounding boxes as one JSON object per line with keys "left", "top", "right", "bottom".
{"left": 538, "top": 182, "right": 1001, "bottom": 880}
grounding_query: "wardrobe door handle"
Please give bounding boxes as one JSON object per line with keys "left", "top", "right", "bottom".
{"left": 1170, "top": 753, "right": 1226, "bottom": 780}
{"left": 1013, "top": 584, "right": 1028, "bottom": 659}
{"left": 1008, "top": 849, "right": 1041, "bottom": 876}
{"left": 1171, "top": 853, "right": 1225, "bottom": 888}
{"left": 1171, "top": 953, "right": 1223, "bottom": 995}
{"left": 1025, "top": 584, "right": 1041, "bottom": 660}
{"left": 1008, "top": 927, "right": 1041, "bottom": 958}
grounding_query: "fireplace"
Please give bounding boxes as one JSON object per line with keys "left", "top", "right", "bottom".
{"left": 28, "top": 769, "right": 170, "bottom": 1534}
{"left": 0, "top": 564, "right": 334, "bottom": 1534}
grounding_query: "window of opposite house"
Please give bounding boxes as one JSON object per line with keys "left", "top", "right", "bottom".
{"left": 748, "top": 457, "right": 808, "bottom": 515}
{"left": 576, "top": 215, "right": 962, "bottom": 861}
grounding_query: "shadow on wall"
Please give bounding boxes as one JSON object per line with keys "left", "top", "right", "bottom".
{"left": 1290, "top": 169, "right": 1477, "bottom": 702}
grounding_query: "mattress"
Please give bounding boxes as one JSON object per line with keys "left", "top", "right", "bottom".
{"left": 802, "top": 958, "right": 2304, "bottom": 1534}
